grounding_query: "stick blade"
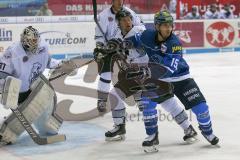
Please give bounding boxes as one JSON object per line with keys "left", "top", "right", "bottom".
{"left": 46, "top": 134, "right": 66, "bottom": 144}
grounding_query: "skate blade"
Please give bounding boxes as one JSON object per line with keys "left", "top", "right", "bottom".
{"left": 184, "top": 137, "right": 199, "bottom": 144}
{"left": 105, "top": 134, "right": 126, "bottom": 141}
{"left": 143, "top": 145, "right": 159, "bottom": 153}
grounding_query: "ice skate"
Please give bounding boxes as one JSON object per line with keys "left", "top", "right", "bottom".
{"left": 199, "top": 126, "right": 219, "bottom": 145}
{"left": 142, "top": 132, "right": 159, "bottom": 153}
{"left": 105, "top": 124, "right": 126, "bottom": 141}
{"left": 183, "top": 125, "right": 198, "bottom": 144}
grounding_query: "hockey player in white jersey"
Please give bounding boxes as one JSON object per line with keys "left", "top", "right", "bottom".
{"left": 0, "top": 26, "right": 75, "bottom": 145}
{"left": 95, "top": 9, "right": 198, "bottom": 153}
{"left": 94, "top": 0, "right": 145, "bottom": 113}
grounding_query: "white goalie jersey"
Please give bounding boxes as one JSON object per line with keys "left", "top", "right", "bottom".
{"left": 0, "top": 39, "right": 59, "bottom": 92}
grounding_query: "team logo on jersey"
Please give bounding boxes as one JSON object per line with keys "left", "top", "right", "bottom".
{"left": 108, "top": 17, "right": 113, "bottom": 22}
{"left": 206, "top": 22, "right": 235, "bottom": 47}
{"left": 29, "top": 62, "right": 42, "bottom": 83}
{"left": 172, "top": 46, "right": 182, "bottom": 53}
{"left": 161, "top": 44, "right": 167, "bottom": 53}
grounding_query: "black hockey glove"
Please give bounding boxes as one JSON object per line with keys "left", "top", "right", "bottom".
{"left": 93, "top": 48, "right": 108, "bottom": 62}
{"left": 106, "top": 38, "right": 123, "bottom": 53}
{"left": 93, "top": 42, "right": 106, "bottom": 62}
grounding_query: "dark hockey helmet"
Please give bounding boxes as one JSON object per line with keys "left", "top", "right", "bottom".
{"left": 115, "top": 9, "right": 132, "bottom": 22}
{"left": 154, "top": 10, "right": 174, "bottom": 25}
{"left": 21, "top": 26, "right": 40, "bottom": 54}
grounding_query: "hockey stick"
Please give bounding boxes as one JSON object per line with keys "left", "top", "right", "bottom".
{"left": 92, "top": 0, "right": 108, "bottom": 41}
{"left": 11, "top": 108, "right": 66, "bottom": 145}
{"left": 48, "top": 58, "right": 95, "bottom": 82}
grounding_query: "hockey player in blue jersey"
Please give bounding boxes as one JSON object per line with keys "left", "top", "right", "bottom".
{"left": 126, "top": 10, "right": 219, "bottom": 145}
{"left": 94, "top": 9, "right": 198, "bottom": 153}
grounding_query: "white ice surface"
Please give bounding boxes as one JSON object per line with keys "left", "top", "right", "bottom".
{"left": 1, "top": 52, "right": 240, "bottom": 160}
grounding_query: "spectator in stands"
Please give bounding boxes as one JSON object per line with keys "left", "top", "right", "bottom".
{"left": 219, "top": 4, "right": 234, "bottom": 19}
{"left": 169, "top": 0, "right": 177, "bottom": 13}
{"left": 36, "top": 2, "right": 53, "bottom": 16}
{"left": 184, "top": 6, "right": 201, "bottom": 19}
{"left": 204, "top": 3, "right": 220, "bottom": 19}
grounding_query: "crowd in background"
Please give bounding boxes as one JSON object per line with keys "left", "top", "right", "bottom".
{"left": 0, "top": 0, "right": 238, "bottom": 19}
{"left": 182, "top": 3, "right": 236, "bottom": 19}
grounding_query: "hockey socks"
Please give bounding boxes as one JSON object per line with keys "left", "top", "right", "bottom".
{"left": 191, "top": 102, "right": 212, "bottom": 135}
{"left": 142, "top": 97, "right": 159, "bottom": 153}
{"left": 97, "top": 72, "right": 111, "bottom": 93}
{"left": 191, "top": 102, "right": 219, "bottom": 145}
{"left": 142, "top": 98, "right": 158, "bottom": 135}
{"left": 161, "top": 98, "right": 191, "bottom": 130}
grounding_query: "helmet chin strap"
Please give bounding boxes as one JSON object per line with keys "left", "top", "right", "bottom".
{"left": 158, "top": 30, "right": 165, "bottom": 41}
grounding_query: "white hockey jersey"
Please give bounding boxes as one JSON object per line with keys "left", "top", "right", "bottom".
{"left": 115, "top": 25, "right": 148, "bottom": 65}
{"left": 95, "top": 6, "right": 145, "bottom": 44}
{"left": 0, "top": 39, "right": 59, "bottom": 92}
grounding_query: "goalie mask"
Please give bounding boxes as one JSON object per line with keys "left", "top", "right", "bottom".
{"left": 21, "top": 26, "right": 40, "bottom": 55}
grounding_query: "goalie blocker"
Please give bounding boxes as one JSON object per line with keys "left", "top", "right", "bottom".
{"left": 0, "top": 75, "right": 65, "bottom": 145}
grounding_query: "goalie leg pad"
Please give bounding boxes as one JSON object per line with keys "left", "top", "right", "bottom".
{"left": 34, "top": 103, "right": 62, "bottom": 135}
{"left": 0, "top": 75, "right": 55, "bottom": 144}
{"left": 0, "top": 124, "right": 18, "bottom": 144}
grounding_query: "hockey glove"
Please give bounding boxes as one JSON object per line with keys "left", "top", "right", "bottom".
{"left": 93, "top": 48, "right": 108, "bottom": 62}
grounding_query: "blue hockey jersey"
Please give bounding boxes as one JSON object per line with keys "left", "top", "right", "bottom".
{"left": 127, "top": 29, "right": 191, "bottom": 82}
